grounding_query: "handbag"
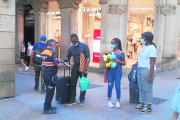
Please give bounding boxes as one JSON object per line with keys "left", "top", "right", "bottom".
{"left": 104, "top": 67, "right": 108, "bottom": 83}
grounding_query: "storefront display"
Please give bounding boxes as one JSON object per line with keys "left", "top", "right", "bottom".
{"left": 81, "top": 0, "right": 101, "bottom": 65}
{"left": 46, "top": 1, "right": 61, "bottom": 59}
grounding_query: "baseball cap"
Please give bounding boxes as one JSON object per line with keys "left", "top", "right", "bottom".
{"left": 40, "top": 35, "right": 47, "bottom": 41}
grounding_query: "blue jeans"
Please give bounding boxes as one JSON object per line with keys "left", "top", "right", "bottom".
{"left": 107, "top": 68, "right": 122, "bottom": 99}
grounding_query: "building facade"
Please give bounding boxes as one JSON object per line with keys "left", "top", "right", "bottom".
{"left": 15, "top": 0, "right": 180, "bottom": 73}
{"left": 0, "top": 1, "right": 15, "bottom": 98}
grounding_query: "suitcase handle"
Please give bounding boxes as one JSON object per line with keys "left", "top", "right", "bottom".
{"left": 64, "top": 61, "right": 70, "bottom": 78}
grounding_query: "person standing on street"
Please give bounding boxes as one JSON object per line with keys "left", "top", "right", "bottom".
{"left": 133, "top": 32, "right": 157, "bottom": 114}
{"left": 27, "top": 42, "right": 33, "bottom": 67}
{"left": 41, "top": 39, "right": 66, "bottom": 114}
{"left": 19, "top": 42, "right": 29, "bottom": 71}
{"left": 30, "top": 35, "right": 47, "bottom": 94}
{"left": 63, "top": 34, "right": 90, "bottom": 106}
{"left": 105, "top": 38, "right": 125, "bottom": 108}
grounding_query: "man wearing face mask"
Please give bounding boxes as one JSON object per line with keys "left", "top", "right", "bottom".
{"left": 41, "top": 39, "right": 66, "bottom": 114}
{"left": 63, "top": 34, "right": 90, "bottom": 106}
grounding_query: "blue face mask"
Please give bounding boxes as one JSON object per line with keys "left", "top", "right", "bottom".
{"left": 111, "top": 44, "right": 116, "bottom": 49}
{"left": 141, "top": 39, "right": 146, "bottom": 44}
{"left": 52, "top": 48, "right": 55, "bottom": 52}
{"left": 73, "top": 43, "right": 78, "bottom": 47}
{"left": 28, "top": 44, "right": 30, "bottom": 46}
{"left": 21, "top": 45, "right": 23, "bottom": 47}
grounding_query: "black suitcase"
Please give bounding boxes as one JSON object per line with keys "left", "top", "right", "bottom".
{"left": 55, "top": 63, "right": 71, "bottom": 104}
{"left": 129, "top": 83, "right": 139, "bottom": 103}
{"left": 128, "top": 65, "right": 139, "bottom": 103}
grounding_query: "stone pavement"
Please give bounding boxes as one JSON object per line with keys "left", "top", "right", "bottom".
{"left": 0, "top": 65, "right": 179, "bottom": 120}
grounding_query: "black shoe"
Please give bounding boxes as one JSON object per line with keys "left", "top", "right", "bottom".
{"left": 43, "top": 109, "right": 56, "bottom": 114}
{"left": 140, "top": 108, "right": 152, "bottom": 114}
{"left": 40, "top": 89, "right": 46, "bottom": 94}
{"left": 66, "top": 101, "right": 76, "bottom": 106}
{"left": 34, "top": 87, "right": 39, "bottom": 91}
{"left": 80, "top": 101, "right": 85, "bottom": 106}
{"left": 50, "top": 106, "right": 57, "bottom": 110}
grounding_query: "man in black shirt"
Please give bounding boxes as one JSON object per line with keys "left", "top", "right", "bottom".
{"left": 63, "top": 34, "right": 90, "bottom": 106}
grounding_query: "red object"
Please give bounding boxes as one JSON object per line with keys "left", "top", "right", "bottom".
{"left": 92, "top": 52, "right": 100, "bottom": 63}
{"left": 104, "top": 67, "right": 108, "bottom": 83}
{"left": 94, "top": 29, "right": 101, "bottom": 39}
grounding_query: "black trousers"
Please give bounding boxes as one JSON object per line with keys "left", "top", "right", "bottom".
{"left": 27, "top": 56, "right": 30, "bottom": 66}
{"left": 43, "top": 71, "right": 57, "bottom": 110}
{"left": 70, "top": 67, "right": 87, "bottom": 102}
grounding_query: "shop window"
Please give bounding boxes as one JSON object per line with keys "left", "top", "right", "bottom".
{"left": 126, "top": 0, "right": 155, "bottom": 70}
{"left": 80, "top": 0, "right": 101, "bottom": 66}
{"left": 47, "top": 1, "right": 61, "bottom": 59}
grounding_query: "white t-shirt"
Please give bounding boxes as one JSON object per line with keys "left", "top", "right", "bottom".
{"left": 27, "top": 46, "right": 33, "bottom": 56}
{"left": 138, "top": 45, "right": 157, "bottom": 70}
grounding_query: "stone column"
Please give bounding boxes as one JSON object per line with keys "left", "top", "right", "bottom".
{"left": 57, "top": 0, "right": 82, "bottom": 60}
{"left": 15, "top": 3, "right": 25, "bottom": 64}
{"left": 153, "top": 0, "right": 180, "bottom": 72}
{"left": 31, "top": 1, "right": 48, "bottom": 43}
{"left": 0, "top": 0, "right": 15, "bottom": 98}
{"left": 99, "top": 0, "right": 129, "bottom": 69}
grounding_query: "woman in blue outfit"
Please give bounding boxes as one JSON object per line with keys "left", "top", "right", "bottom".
{"left": 107, "top": 38, "right": 125, "bottom": 108}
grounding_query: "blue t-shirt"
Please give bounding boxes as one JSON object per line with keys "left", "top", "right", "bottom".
{"left": 32, "top": 42, "right": 46, "bottom": 51}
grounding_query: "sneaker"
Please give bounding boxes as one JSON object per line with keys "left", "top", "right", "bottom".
{"left": 50, "top": 106, "right": 57, "bottom": 110}
{"left": 80, "top": 101, "right": 85, "bottom": 106}
{"left": 19, "top": 68, "right": 22, "bottom": 71}
{"left": 34, "top": 87, "right": 39, "bottom": 91}
{"left": 25, "top": 66, "right": 29, "bottom": 71}
{"left": 134, "top": 104, "right": 144, "bottom": 111}
{"left": 40, "top": 89, "right": 46, "bottom": 94}
{"left": 66, "top": 101, "right": 76, "bottom": 106}
{"left": 116, "top": 101, "right": 121, "bottom": 108}
{"left": 108, "top": 101, "right": 114, "bottom": 108}
{"left": 43, "top": 109, "right": 56, "bottom": 114}
{"left": 140, "top": 108, "right": 152, "bottom": 114}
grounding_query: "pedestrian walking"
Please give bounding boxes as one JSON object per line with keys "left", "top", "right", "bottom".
{"left": 133, "top": 31, "right": 157, "bottom": 114}
{"left": 105, "top": 38, "right": 125, "bottom": 108}
{"left": 27, "top": 42, "right": 33, "bottom": 67}
{"left": 30, "top": 35, "right": 47, "bottom": 94}
{"left": 63, "top": 34, "right": 90, "bottom": 106}
{"left": 41, "top": 39, "right": 66, "bottom": 114}
{"left": 19, "top": 41, "right": 29, "bottom": 71}
{"left": 172, "top": 81, "right": 180, "bottom": 120}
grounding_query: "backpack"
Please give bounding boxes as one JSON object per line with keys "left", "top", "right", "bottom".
{"left": 128, "top": 65, "right": 138, "bottom": 88}
{"left": 32, "top": 42, "right": 46, "bottom": 65}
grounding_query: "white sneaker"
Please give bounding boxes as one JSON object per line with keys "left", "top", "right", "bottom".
{"left": 108, "top": 101, "right": 114, "bottom": 108}
{"left": 19, "top": 68, "right": 22, "bottom": 71}
{"left": 25, "top": 67, "right": 29, "bottom": 71}
{"left": 116, "top": 101, "right": 121, "bottom": 108}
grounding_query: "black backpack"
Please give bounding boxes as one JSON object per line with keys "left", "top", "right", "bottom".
{"left": 32, "top": 42, "right": 46, "bottom": 65}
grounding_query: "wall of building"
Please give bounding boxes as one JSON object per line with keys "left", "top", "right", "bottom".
{"left": 0, "top": 1, "right": 15, "bottom": 98}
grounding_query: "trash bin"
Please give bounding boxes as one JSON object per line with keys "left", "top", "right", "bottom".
{"left": 128, "top": 65, "right": 139, "bottom": 103}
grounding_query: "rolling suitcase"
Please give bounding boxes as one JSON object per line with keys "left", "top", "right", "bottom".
{"left": 55, "top": 63, "right": 71, "bottom": 104}
{"left": 128, "top": 65, "right": 139, "bottom": 103}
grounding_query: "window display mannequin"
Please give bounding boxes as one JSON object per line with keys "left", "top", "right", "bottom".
{"left": 54, "top": 28, "right": 61, "bottom": 59}
{"left": 85, "top": 29, "right": 91, "bottom": 48}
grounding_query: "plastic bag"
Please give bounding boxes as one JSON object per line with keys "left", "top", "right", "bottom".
{"left": 79, "top": 74, "right": 90, "bottom": 92}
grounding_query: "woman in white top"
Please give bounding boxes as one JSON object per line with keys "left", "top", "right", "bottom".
{"left": 133, "top": 32, "right": 157, "bottom": 114}
{"left": 27, "top": 42, "right": 33, "bottom": 67}
{"left": 19, "top": 42, "right": 28, "bottom": 71}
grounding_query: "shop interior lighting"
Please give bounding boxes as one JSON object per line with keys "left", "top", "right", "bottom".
{"left": 137, "top": 3, "right": 139, "bottom": 4}
{"left": 89, "top": 13, "right": 101, "bottom": 16}
{"left": 54, "top": 16, "right": 61, "bottom": 19}
{"left": 130, "top": 7, "right": 153, "bottom": 11}
{"left": 47, "top": 12, "right": 61, "bottom": 15}
{"left": 145, "top": 1, "right": 147, "bottom": 3}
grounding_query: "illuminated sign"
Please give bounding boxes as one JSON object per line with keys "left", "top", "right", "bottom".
{"left": 89, "top": 13, "right": 101, "bottom": 16}
{"left": 81, "top": 8, "right": 101, "bottom": 12}
{"left": 130, "top": 7, "right": 153, "bottom": 11}
{"left": 47, "top": 12, "right": 61, "bottom": 15}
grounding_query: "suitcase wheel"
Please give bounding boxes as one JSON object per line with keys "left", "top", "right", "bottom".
{"left": 58, "top": 97, "right": 61, "bottom": 104}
